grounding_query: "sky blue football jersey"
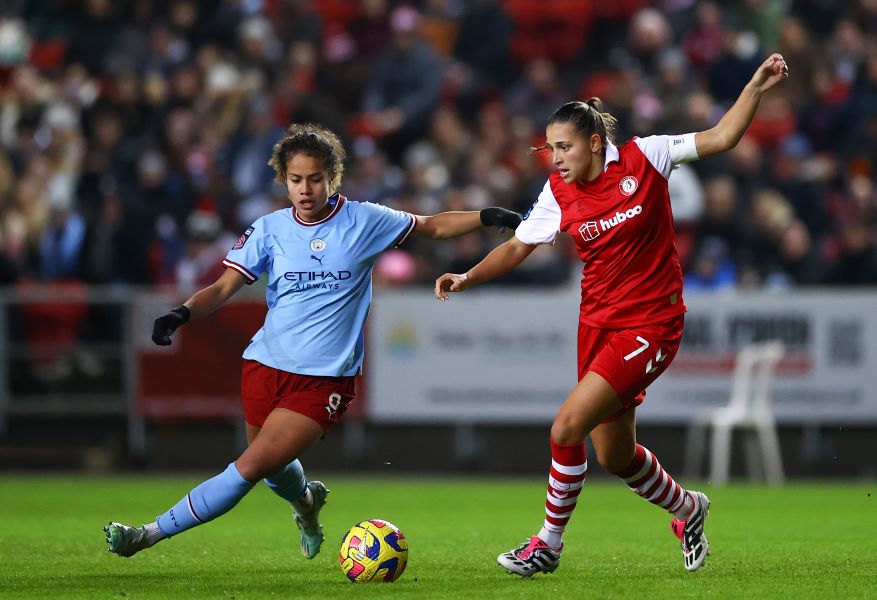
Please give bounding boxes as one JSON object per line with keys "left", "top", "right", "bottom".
{"left": 223, "top": 194, "right": 416, "bottom": 376}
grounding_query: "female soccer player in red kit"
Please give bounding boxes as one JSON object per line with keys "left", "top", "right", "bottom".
{"left": 435, "top": 53, "right": 789, "bottom": 575}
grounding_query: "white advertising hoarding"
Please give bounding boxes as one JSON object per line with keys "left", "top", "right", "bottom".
{"left": 368, "top": 289, "right": 877, "bottom": 424}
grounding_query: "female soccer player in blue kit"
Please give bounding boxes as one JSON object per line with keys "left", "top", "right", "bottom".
{"left": 104, "top": 123, "right": 521, "bottom": 559}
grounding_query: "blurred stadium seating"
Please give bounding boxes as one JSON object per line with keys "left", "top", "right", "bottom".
{"left": 3, "top": 0, "right": 876, "bottom": 290}
{"left": 0, "top": 1, "right": 876, "bottom": 476}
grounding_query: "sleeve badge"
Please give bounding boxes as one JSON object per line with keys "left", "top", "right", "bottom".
{"left": 232, "top": 226, "right": 254, "bottom": 250}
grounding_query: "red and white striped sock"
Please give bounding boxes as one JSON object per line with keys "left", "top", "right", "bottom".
{"left": 614, "top": 444, "right": 694, "bottom": 520}
{"left": 537, "top": 438, "right": 587, "bottom": 550}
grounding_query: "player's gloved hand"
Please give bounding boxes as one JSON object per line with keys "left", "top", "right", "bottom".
{"left": 480, "top": 207, "right": 523, "bottom": 231}
{"left": 152, "top": 305, "right": 190, "bottom": 346}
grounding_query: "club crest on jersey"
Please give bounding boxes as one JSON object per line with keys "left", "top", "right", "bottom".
{"left": 619, "top": 175, "right": 639, "bottom": 196}
{"left": 310, "top": 238, "right": 326, "bottom": 252}
{"left": 579, "top": 221, "right": 600, "bottom": 241}
{"left": 232, "top": 226, "right": 254, "bottom": 250}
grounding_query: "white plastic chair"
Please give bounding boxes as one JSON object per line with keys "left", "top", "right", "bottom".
{"left": 683, "top": 340, "right": 786, "bottom": 486}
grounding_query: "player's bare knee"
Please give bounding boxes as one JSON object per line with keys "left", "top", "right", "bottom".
{"left": 235, "top": 456, "right": 282, "bottom": 482}
{"left": 551, "top": 417, "right": 584, "bottom": 445}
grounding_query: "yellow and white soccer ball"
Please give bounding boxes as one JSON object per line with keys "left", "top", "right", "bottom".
{"left": 338, "top": 519, "right": 409, "bottom": 583}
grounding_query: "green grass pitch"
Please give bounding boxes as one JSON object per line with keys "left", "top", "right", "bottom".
{"left": 1, "top": 475, "right": 874, "bottom": 599}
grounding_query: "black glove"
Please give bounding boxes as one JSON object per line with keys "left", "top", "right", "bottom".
{"left": 480, "top": 207, "right": 523, "bottom": 231}
{"left": 152, "top": 305, "right": 190, "bottom": 346}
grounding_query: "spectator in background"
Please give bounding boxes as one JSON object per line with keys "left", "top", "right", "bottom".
{"left": 419, "top": 0, "right": 462, "bottom": 57}
{"left": 691, "top": 175, "right": 749, "bottom": 277}
{"left": 38, "top": 175, "right": 84, "bottom": 280}
{"left": 1, "top": 66, "right": 43, "bottom": 167}
{"left": 797, "top": 60, "right": 854, "bottom": 153}
{"left": 340, "top": 139, "right": 400, "bottom": 206}
{"left": 230, "top": 94, "right": 284, "bottom": 202}
{"left": 708, "top": 29, "right": 763, "bottom": 104}
{"left": 326, "top": 0, "right": 393, "bottom": 114}
{"left": 725, "top": 134, "right": 767, "bottom": 198}
{"left": 684, "top": 236, "right": 736, "bottom": 292}
{"left": 175, "top": 205, "right": 234, "bottom": 291}
{"left": 848, "top": 47, "right": 877, "bottom": 164}
{"left": 359, "top": 5, "right": 442, "bottom": 160}
{"left": 627, "top": 6, "right": 674, "bottom": 75}
{"left": 66, "top": 0, "right": 119, "bottom": 76}
{"left": 20, "top": 170, "right": 94, "bottom": 385}
{"left": 769, "top": 133, "right": 829, "bottom": 239}
{"left": 776, "top": 15, "right": 817, "bottom": 109}
{"left": 80, "top": 176, "right": 152, "bottom": 284}
{"left": 682, "top": 1, "right": 725, "bottom": 77}
{"left": 826, "top": 221, "right": 877, "bottom": 285}
{"left": 734, "top": 0, "right": 787, "bottom": 59}
{"left": 134, "top": 147, "right": 192, "bottom": 232}
{"left": 505, "top": 57, "right": 570, "bottom": 124}
{"left": 0, "top": 150, "right": 21, "bottom": 283}
{"left": 747, "top": 188, "right": 795, "bottom": 286}
{"left": 271, "top": 0, "right": 323, "bottom": 48}
{"left": 446, "top": 0, "right": 515, "bottom": 116}
{"left": 655, "top": 48, "right": 695, "bottom": 130}
{"left": 426, "top": 105, "right": 474, "bottom": 185}
{"left": 773, "top": 218, "right": 827, "bottom": 286}
{"left": 237, "top": 14, "right": 282, "bottom": 76}
{"left": 199, "top": 58, "right": 252, "bottom": 140}
{"left": 401, "top": 141, "right": 449, "bottom": 215}
{"left": 790, "top": 0, "right": 845, "bottom": 37}
{"left": 348, "top": 0, "right": 392, "bottom": 61}
{"left": 829, "top": 19, "right": 866, "bottom": 87}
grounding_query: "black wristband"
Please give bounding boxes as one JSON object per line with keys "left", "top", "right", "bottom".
{"left": 172, "top": 305, "right": 191, "bottom": 323}
{"left": 480, "top": 207, "right": 523, "bottom": 230}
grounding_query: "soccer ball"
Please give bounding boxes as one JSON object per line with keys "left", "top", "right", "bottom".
{"left": 338, "top": 519, "right": 409, "bottom": 583}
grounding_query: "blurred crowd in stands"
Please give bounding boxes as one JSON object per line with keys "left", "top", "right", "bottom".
{"left": 1, "top": 0, "right": 877, "bottom": 293}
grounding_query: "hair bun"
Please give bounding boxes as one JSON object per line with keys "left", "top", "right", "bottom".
{"left": 585, "top": 97, "right": 604, "bottom": 112}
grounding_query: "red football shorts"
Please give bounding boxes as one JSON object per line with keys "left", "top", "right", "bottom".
{"left": 241, "top": 360, "right": 357, "bottom": 433}
{"left": 577, "top": 315, "right": 684, "bottom": 422}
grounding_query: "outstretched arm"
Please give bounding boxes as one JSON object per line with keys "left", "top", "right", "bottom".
{"left": 435, "top": 236, "right": 537, "bottom": 300}
{"left": 414, "top": 207, "right": 522, "bottom": 239}
{"left": 183, "top": 268, "right": 248, "bottom": 318}
{"left": 694, "top": 53, "right": 789, "bottom": 159}
{"left": 152, "top": 268, "right": 248, "bottom": 345}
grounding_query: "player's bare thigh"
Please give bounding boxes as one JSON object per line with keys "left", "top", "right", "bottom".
{"left": 236, "top": 408, "right": 323, "bottom": 481}
{"left": 551, "top": 371, "right": 625, "bottom": 444}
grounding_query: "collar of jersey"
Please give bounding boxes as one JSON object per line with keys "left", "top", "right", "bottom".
{"left": 603, "top": 141, "right": 619, "bottom": 171}
{"left": 292, "top": 193, "right": 346, "bottom": 226}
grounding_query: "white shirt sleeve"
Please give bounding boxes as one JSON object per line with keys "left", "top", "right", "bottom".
{"left": 635, "top": 133, "right": 700, "bottom": 179}
{"left": 515, "top": 180, "right": 561, "bottom": 245}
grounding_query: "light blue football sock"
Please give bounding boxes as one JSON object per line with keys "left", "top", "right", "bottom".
{"left": 156, "top": 462, "right": 255, "bottom": 537}
{"left": 264, "top": 459, "right": 308, "bottom": 505}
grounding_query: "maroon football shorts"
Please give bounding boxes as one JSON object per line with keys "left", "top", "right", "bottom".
{"left": 241, "top": 359, "right": 357, "bottom": 433}
{"left": 577, "top": 315, "right": 684, "bottom": 422}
